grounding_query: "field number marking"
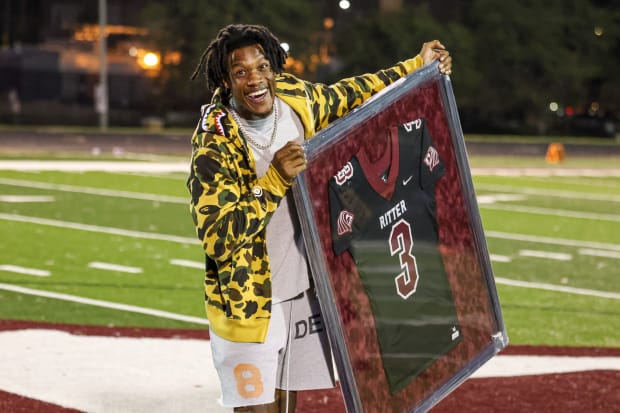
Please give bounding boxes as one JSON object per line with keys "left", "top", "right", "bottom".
{"left": 170, "top": 259, "right": 204, "bottom": 269}
{"left": 88, "top": 262, "right": 143, "bottom": 274}
{"left": 519, "top": 250, "right": 573, "bottom": 261}
{"left": 0, "top": 195, "right": 55, "bottom": 203}
{"left": 0, "top": 265, "right": 50, "bottom": 277}
{"left": 578, "top": 248, "right": 620, "bottom": 260}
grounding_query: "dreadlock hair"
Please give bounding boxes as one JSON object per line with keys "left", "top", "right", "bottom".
{"left": 190, "top": 24, "right": 288, "bottom": 101}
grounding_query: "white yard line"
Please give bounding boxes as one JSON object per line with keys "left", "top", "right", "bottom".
{"left": 0, "top": 178, "right": 186, "bottom": 204}
{"left": 495, "top": 277, "right": 620, "bottom": 300}
{"left": 0, "top": 283, "right": 209, "bottom": 325}
{"left": 474, "top": 184, "right": 620, "bottom": 203}
{"left": 0, "top": 265, "right": 50, "bottom": 277}
{"left": 480, "top": 204, "right": 620, "bottom": 222}
{"left": 521, "top": 176, "right": 620, "bottom": 190}
{"left": 0, "top": 161, "right": 188, "bottom": 172}
{"left": 485, "top": 230, "right": 620, "bottom": 252}
{"left": 0, "top": 213, "right": 197, "bottom": 245}
{"left": 471, "top": 168, "right": 620, "bottom": 177}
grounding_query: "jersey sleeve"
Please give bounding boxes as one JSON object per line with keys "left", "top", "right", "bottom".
{"left": 418, "top": 119, "right": 446, "bottom": 191}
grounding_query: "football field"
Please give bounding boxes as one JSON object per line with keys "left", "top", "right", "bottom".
{"left": 0, "top": 142, "right": 619, "bottom": 411}
{"left": 0, "top": 152, "right": 618, "bottom": 347}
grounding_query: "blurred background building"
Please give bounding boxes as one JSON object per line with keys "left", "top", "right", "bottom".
{"left": 0, "top": 0, "right": 618, "bottom": 136}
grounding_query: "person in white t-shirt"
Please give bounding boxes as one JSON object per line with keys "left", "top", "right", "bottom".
{"left": 187, "top": 23, "right": 452, "bottom": 413}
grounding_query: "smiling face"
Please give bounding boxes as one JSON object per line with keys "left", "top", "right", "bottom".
{"left": 226, "top": 44, "right": 276, "bottom": 120}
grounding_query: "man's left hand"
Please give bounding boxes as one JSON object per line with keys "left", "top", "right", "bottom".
{"left": 420, "top": 40, "right": 452, "bottom": 75}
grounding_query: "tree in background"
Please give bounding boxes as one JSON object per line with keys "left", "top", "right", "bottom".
{"left": 330, "top": 0, "right": 619, "bottom": 135}
{"left": 464, "top": 0, "right": 619, "bottom": 134}
{"left": 139, "top": 0, "right": 619, "bottom": 135}
{"left": 139, "top": 0, "right": 324, "bottom": 119}
{"left": 329, "top": 3, "right": 480, "bottom": 129}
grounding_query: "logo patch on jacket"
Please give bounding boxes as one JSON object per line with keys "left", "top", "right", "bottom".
{"left": 252, "top": 185, "right": 264, "bottom": 198}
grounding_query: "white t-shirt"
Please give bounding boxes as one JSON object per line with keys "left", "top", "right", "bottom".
{"left": 235, "top": 97, "right": 310, "bottom": 303}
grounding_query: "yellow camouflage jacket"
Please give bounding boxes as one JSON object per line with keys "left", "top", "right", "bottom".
{"left": 187, "top": 55, "right": 424, "bottom": 343}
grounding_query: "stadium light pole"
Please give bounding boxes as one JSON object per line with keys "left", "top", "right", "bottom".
{"left": 98, "top": 0, "right": 109, "bottom": 129}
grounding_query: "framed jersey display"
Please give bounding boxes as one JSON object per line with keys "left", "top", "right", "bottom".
{"left": 293, "top": 61, "right": 508, "bottom": 413}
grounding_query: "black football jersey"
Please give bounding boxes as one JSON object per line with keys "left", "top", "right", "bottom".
{"left": 328, "top": 118, "right": 462, "bottom": 393}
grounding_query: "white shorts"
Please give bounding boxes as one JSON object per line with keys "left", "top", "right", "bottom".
{"left": 209, "top": 289, "right": 336, "bottom": 408}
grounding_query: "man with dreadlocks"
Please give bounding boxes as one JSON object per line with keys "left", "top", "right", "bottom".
{"left": 187, "top": 23, "right": 452, "bottom": 412}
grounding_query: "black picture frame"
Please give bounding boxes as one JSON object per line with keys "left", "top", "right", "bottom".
{"left": 293, "top": 62, "right": 508, "bottom": 413}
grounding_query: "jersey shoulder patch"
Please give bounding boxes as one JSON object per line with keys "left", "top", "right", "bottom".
{"left": 333, "top": 161, "right": 354, "bottom": 185}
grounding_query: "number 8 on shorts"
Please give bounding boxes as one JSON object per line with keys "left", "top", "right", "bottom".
{"left": 233, "top": 363, "right": 264, "bottom": 399}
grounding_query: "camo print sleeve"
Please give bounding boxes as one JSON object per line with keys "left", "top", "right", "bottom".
{"left": 188, "top": 134, "right": 290, "bottom": 262}
{"left": 310, "top": 55, "right": 424, "bottom": 131}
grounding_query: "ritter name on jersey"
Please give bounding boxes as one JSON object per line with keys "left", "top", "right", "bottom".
{"left": 379, "top": 199, "right": 407, "bottom": 229}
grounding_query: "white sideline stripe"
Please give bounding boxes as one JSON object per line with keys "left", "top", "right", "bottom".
{"left": 0, "top": 213, "right": 198, "bottom": 245}
{"left": 475, "top": 184, "right": 620, "bottom": 203}
{"left": 88, "top": 262, "right": 143, "bottom": 274}
{"left": 0, "top": 195, "right": 56, "bottom": 203}
{"left": 471, "top": 355, "right": 620, "bottom": 378}
{"left": 170, "top": 259, "right": 204, "bottom": 269}
{"left": 0, "top": 161, "right": 188, "bottom": 172}
{"left": 495, "top": 277, "right": 620, "bottom": 300}
{"left": 578, "top": 248, "right": 620, "bottom": 259}
{"left": 0, "top": 283, "right": 209, "bottom": 325}
{"left": 0, "top": 265, "right": 50, "bottom": 277}
{"left": 519, "top": 249, "right": 573, "bottom": 261}
{"left": 0, "top": 178, "right": 186, "bottom": 204}
{"left": 485, "top": 231, "right": 620, "bottom": 252}
{"left": 481, "top": 204, "right": 620, "bottom": 222}
{"left": 489, "top": 254, "right": 512, "bottom": 263}
{"left": 0, "top": 331, "right": 618, "bottom": 413}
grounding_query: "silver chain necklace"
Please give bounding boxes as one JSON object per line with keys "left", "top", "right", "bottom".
{"left": 229, "top": 99, "right": 279, "bottom": 150}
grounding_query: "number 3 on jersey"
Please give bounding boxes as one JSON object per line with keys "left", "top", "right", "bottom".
{"left": 233, "top": 363, "right": 264, "bottom": 399}
{"left": 389, "top": 219, "right": 419, "bottom": 299}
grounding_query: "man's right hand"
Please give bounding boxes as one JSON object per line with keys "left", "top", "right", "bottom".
{"left": 272, "top": 141, "right": 307, "bottom": 182}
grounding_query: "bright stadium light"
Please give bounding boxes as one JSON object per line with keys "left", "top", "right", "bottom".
{"left": 280, "top": 42, "right": 290, "bottom": 53}
{"left": 143, "top": 52, "right": 159, "bottom": 67}
{"left": 339, "top": 0, "right": 351, "bottom": 10}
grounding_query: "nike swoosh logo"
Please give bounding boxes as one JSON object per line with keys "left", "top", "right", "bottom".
{"left": 403, "top": 176, "right": 413, "bottom": 185}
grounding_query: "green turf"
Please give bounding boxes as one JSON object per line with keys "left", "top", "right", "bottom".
{"left": 497, "top": 285, "right": 619, "bottom": 347}
{"left": 0, "top": 151, "right": 618, "bottom": 347}
{"left": 0, "top": 219, "right": 204, "bottom": 317}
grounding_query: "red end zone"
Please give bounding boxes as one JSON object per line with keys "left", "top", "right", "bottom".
{"left": 0, "top": 320, "right": 618, "bottom": 413}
